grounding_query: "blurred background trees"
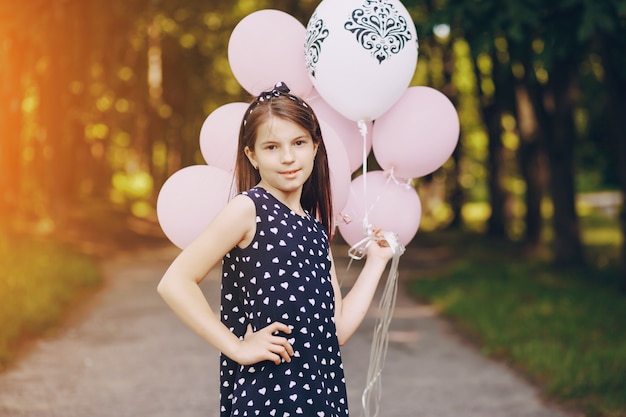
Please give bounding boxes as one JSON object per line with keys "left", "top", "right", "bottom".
{"left": 1, "top": 0, "right": 624, "bottom": 286}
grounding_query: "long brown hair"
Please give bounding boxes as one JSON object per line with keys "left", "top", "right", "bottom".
{"left": 235, "top": 83, "right": 333, "bottom": 236}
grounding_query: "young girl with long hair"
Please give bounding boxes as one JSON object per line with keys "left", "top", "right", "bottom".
{"left": 157, "top": 82, "right": 393, "bottom": 416}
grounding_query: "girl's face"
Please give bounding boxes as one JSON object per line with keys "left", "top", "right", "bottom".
{"left": 245, "top": 115, "right": 318, "bottom": 199}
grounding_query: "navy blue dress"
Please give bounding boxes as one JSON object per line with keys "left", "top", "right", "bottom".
{"left": 219, "top": 187, "right": 348, "bottom": 417}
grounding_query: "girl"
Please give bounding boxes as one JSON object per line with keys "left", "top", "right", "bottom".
{"left": 157, "top": 82, "right": 393, "bottom": 417}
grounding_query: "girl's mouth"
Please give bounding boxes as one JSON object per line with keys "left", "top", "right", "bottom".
{"left": 280, "top": 169, "right": 300, "bottom": 177}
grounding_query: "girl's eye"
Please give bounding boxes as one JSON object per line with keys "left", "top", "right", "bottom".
{"left": 295, "top": 140, "right": 306, "bottom": 146}
{"left": 266, "top": 145, "right": 277, "bottom": 150}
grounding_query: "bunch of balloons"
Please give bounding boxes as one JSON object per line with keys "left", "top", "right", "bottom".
{"left": 157, "top": 0, "right": 459, "bottom": 250}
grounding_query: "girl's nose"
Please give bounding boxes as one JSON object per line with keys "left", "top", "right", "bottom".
{"left": 281, "top": 148, "right": 295, "bottom": 163}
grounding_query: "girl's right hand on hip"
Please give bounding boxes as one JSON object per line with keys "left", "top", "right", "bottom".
{"left": 234, "top": 322, "right": 294, "bottom": 365}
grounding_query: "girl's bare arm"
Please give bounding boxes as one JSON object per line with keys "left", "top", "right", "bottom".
{"left": 157, "top": 194, "right": 293, "bottom": 365}
{"left": 330, "top": 241, "right": 393, "bottom": 345}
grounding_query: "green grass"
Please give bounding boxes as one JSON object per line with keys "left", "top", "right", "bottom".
{"left": 410, "top": 233, "right": 626, "bottom": 417}
{"left": 0, "top": 230, "right": 101, "bottom": 369}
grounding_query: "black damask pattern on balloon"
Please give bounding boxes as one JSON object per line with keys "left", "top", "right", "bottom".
{"left": 344, "top": 0, "right": 413, "bottom": 64}
{"left": 305, "top": 12, "right": 329, "bottom": 78}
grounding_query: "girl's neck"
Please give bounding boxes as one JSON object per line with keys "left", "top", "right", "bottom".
{"left": 257, "top": 182, "right": 304, "bottom": 215}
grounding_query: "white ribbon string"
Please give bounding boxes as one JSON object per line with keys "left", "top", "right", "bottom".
{"left": 348, "top": 228, "right": 405, "bottom": 417}
{"left": 346, "top": 121, "right": 407, "bottom": 416}
{"left": 357, "top": 119, "right": 368, "bottom": 198}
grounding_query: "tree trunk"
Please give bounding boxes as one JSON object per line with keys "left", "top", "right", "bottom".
{"left": 483, "top": 101, "right": 507, "bottom": 238}
{"left": 432, "top": 35, "right": 463, "bottom": 231}
{"left": 599, "top": 32, "right": 626, "bottom": 291}
{"left": 446, "top": 147, "right": 464, "bottom": 230}
{"left": 476, "top": 49, "right": 509, "bottom": 239}
{"left": 0, "top": 36, "right": 25, "bottom": 223}
{"left": 540, "top": 59, "right": 585, "bottom": 265}
{"left": 617, "top": 129, "right": 626, "bottom": 292}
{"left": 38, "top": 3, "right": 75, "bottom": 228}
{"left": 515, "top": 83, "right": 546, "bottom": 250}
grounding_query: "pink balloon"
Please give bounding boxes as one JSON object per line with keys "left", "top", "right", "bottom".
{"left": 200, "top": 102, "right": 249, "bottom": 173}
{"left": 319, "top": 121, "right": 352, "bottom": 218}
{"left": 228, "top": 10, "right": 313, "bottom": 98}
{"left": 157, "top": 165, "right": 235, "bottom": 249}
{"left": 372, "top": 86, "right": 460, "bottom": 179}
{"left": 308, "top": 91, "right": 372, "bottom": 173}
{"left": 337, "top": 171, "right": 421, "bottom": 247}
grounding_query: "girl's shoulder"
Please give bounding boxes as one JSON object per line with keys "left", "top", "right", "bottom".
{"left": 221, "top": 192, "right": 256, "bottom": 220}
{"left": 222, "top": 186, "right": 271, "bottom": 219}
{"left": 241, "top": 186, "right": 270, "bottom": 201}
{"left": 239, "top": 186, "right": 279, "bottom": 210}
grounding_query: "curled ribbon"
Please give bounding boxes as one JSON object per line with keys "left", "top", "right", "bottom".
{"left": 347, "top": 226, "right": 405, "bottom": 417}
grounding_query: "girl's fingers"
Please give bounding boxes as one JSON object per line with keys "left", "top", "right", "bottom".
{"left": 372, "top": 229, "right": 390, "bottom": 247}
{"left": 269, "top": 344, "right": 292, "bottom": 363}
{"left": 284, "top": 340, "right": 295, "bottom": 356}
{"left": 268, "top": 321, "right": 292, "bottom": 334}
{"left": 246, "top": 321, "right": 295, "bottom": 364}
{"left": 265, "top": 351, "right": 282, "bottom": 365}
{"left": 269, "top": 332, "right": 294, "bottom": 362}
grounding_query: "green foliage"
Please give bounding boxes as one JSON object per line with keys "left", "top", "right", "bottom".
{"left": 411, "top": 234, "right": 626, "bottom": 416}
{"left": 1, "top": 0, "right": 625, "bottom": 273}
{"left": 0, "top": 231, "right": 100, "bottom": 368}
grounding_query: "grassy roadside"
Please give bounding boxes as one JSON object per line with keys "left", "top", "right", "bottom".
{"left": 0, "top": 230, "right": 101, "bottom": 369}
{"left": 0, "top": 203, "right": 169, "bottom": 371}
{"left": 409, "top": 232, "right": 626, "bottom": 417}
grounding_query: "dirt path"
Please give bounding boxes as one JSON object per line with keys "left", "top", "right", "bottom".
{"left": 0, "top": 243, "right": 575, "bottom": 417}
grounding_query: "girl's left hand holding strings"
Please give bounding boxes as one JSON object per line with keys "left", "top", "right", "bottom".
{"left": 366, "top": 230, "right": 396, "bottom": 264}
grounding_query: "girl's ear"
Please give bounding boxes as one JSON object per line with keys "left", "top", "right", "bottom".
{"left": 244, "top": 146, "right": 257, "bottom": 170}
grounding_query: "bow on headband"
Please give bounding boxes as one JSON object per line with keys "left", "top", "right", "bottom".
{"left": 241, "top": 81, "right": 312, "bottom": 133}
{"left": 257, "top": 81, "right": 292, "bottom": 101}
{"left": 255, "top": 82, "right": 311, "bottom": 109}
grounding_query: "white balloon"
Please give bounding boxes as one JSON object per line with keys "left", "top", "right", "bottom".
{"left": 305, "top": 0, "right": 418, "bottom": 122}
